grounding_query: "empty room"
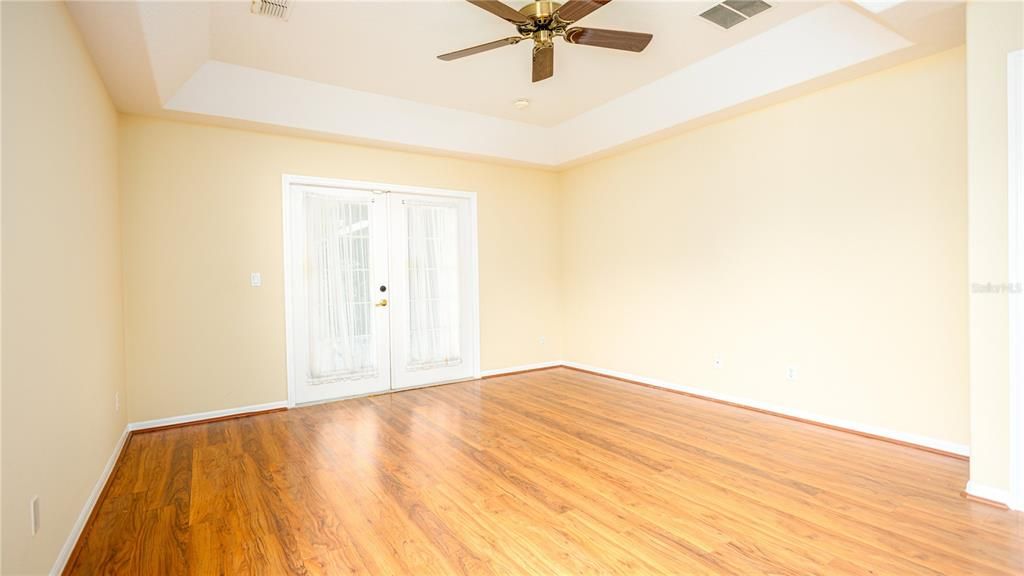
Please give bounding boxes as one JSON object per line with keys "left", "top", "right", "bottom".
{"left": 2, "top": 0, "right": 1023, "bottom": 574}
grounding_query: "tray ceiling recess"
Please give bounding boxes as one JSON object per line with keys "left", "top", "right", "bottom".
{"left": 67, "top": 0, "right": 964, "bottom": 167}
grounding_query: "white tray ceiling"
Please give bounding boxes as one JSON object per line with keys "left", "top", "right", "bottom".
{"left": 68, "top": 0, "right": 964, "bottom": 167}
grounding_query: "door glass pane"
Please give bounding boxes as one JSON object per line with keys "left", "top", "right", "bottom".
{"left": 406, "top": 202, "right": 462, "bottom": 370}
{"left": 305, "top": 193, "right": 376, "bottom": 383}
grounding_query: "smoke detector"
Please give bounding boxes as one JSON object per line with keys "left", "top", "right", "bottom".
{"left": 251, "top": 0, "right": 290, "bottom": 20}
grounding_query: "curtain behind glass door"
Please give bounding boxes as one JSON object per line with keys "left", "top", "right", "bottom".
{"left": 305, "top": 193, "right": 377, "bottom": 383}
{"left": 405, "top": 202, "right": 462, "bottom": 370}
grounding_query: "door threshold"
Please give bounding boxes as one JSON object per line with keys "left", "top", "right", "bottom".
{"left": 294, "top": 376, "right": 478, "bottom": 408}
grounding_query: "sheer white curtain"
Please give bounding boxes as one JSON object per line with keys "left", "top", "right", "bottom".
{"left": 305, "top": 194, "right": 376, "bottom": 383}
{"left": 406, "top": 202, "right": 462, "bottom": 370}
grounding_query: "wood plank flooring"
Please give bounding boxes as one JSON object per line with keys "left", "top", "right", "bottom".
{"left": 66, "top": 367, "right": 1024, "bottom": 574}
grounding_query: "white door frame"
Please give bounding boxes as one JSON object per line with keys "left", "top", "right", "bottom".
{"left": 282, "top": 173, "right": 481, "bottom": 407}
{"left": 1008, "top": 49, "right": 1024, "bottom": 511}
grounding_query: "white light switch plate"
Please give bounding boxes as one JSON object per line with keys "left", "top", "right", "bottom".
{"left": 250, "top": 272, "right": 262, "bottom": 287}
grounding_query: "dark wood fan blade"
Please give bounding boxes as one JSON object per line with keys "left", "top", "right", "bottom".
{"left": 467, "top": 0, "right": 530, "bottom": 24}
{"left": 553, "top": 0, "right": 613, "bottom": 23}
{"left": 438, "top": 37, "right": 522, "bottom": 61}
{"left": 564, "top": 27, "right": 652, "bottom": 52}
{"left": 532, "top": 45, "right": 553, "bottom": 82}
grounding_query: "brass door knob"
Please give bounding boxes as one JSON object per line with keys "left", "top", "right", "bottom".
{"left": 375, "top": 298, "right": 388, "bottom": 307}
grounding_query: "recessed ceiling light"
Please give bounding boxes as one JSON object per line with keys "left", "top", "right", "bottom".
{"left": 513, "top": 99, "right": 530, "bottom": 110}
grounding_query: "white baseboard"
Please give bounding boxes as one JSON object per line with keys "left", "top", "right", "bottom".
{"left": 51, "top": 400, "right": 290, "bottom": 574}
{"left": 50, "top": 425, "right": 131, "bottom": 576}
{"left": 480, "top": 361, "right": 562, "bottom": 378}
{"left": 561, "top": 361, "right": 971, "bottom": 458}
{"left": 965, "top": 480, "right": 1018, "bottom": 509}
{"left": 127, "top": 400, "right": 289, "bottom": 432}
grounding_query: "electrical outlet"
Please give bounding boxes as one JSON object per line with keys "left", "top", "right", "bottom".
{"left": 250, "top": 272, "right": 262, "bottom": 287}
{"left": 539, "top": 336, "right": 546, "bottom": 345}
{"left": 115, "top": 392, "right": 120, "bottom": 413}
{"left": 713, "top": 357, "right": 723, "bottom": 369}
{"left": 31, "top": 496, "right": 40, "bottom": 536}
{"left": 787, "top": 367, "right": 798, "bottom": 381}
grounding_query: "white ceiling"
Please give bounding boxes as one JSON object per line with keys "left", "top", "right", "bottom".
{"left": 208, "top": 1, "right": 821, "bottom": 126}
{"left": 67, "top": 0, "right": 965, "bottom": 167}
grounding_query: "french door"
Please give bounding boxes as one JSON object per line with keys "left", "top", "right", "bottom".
{"left": 285, "top": 178, "right": 478, "bottom": 405}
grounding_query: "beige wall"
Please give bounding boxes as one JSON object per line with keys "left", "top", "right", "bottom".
{"left": 1, "top": 2, "right": 127, "bottom": 574}
{"left": 559, "top": 47, "right": 969, "bottom": 447}
{"left": 966, "top": 0, "right": 1023, "bottom": 492}
{"left": 118, "top": 116, "right": 563, "bottom": 423}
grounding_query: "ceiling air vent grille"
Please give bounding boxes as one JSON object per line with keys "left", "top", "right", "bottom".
{"left": 251, "top": 0, "right": 290, "bottom": 20}
{"left": 699, "top": 0, "right": 771, "bottom": 29}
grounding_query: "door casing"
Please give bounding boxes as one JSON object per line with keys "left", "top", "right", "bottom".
{"left": 1008, "top": 49, "right": 1024, "bottom": 511}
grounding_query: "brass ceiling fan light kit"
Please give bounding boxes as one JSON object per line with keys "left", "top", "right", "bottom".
{"left": 438, "top": 0, "right": 654, "bottom": 83}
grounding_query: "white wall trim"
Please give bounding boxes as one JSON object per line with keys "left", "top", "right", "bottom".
{"left": 480, "top": 361, "right": 563, "bottom": 378}
{"left": 468, "top": 195, "right": 481, "bottom": 381}
{"left": 965, "top": 480, "right": 1016, "bottom": 509}
{"left": 52, "top": 400, "right": 289, "bottom": 574}
{"left": 282, "top": 174, "right": 298, "bottom": 408}
{"left": 281, "top": 174, "right": 479, "bottom": 201}
{"left": 127, "top": 401, "right": 288, "bottom": 432}
{"left": 561, "top": 361, "right": 970, "bottom": 458}
{"left": 1008, "top": 48, "right": 1024, "bottom": 514}
{"left": 50, "top": 425, "right": 132, "bottom": 576}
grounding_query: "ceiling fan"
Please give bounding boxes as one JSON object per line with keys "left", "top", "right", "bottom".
{"left": 437, "top": 0, "right": 653, "bottom": 83}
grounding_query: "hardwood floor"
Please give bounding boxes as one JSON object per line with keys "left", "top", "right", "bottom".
{"left": 66, "top": 367, "right": 1024, "bottom": 575}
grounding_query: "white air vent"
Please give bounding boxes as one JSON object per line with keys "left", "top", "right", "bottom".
{"left": 699, "top": 0, "right": 771, "bottom": 29}
{"left": 251, "top": 0, "right": 290, "bottom": 20}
